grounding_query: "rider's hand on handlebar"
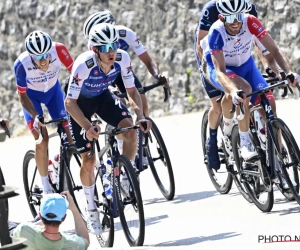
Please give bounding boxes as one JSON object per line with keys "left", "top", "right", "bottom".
{"left": 137, "top": 117, "right": 152, "bottom": 133}
{"left": 86, "top": 125, "right": 101, "bottom": 141}
{"left": 230, "top": 90, "right": 246, "bottom": 106}
{"left": 108, "top": 85, "right": 120, "bottom": 94}
{"left": 33, "top": 115, "right": 46, "bottom": 130}
{"left": 156, "top": 74, "right": 169, "bottom": 88}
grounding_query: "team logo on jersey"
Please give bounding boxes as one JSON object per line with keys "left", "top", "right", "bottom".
{"left": 116, "top": 53, "right": 122, "bottom": 61}
{"left": 258, "top": 27, "right": 263, "bottom": 32}
{"left": 134, "top": 36, "right": 140, "bottom": 44}
{"left": 119, "top": 30, "right": 126, "bottom": 37}
{"left": 85, "top": 58, "right": 94, "bottom": 69}
{"left": 94, "top": 70, "right": 99, "bottom": 75}
{"left": 72, "top": 73, "right": 81, "bottom": 85}
{"left": 234, "top": 38, "right": 241, "bottom": 46}
{"left": 126, "top": 63, "right": 132, "bottom": 74}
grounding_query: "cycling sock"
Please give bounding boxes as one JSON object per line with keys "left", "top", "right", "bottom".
{"left": 239, "top": 130, "right": 250, "bottom": 147}
{"left": 209, "top": 128, "right": 218, "bottom": 143}
{"left": 41, "top": 175, "right": 53, "bottom": 194}
{"left": 223, "top": 117, "right": 234, "bottom": 136}
{"left": 83, "top": 184, "right": 96, "bottom": 210}
{"left": 117, "top": 139, "right": 123, "bottom": 154}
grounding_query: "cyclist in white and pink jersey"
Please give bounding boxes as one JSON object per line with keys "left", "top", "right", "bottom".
{"left": 202, "top": 0, "right": 297, "bottom": 163}
{"left": 13, "top": 30, "right": 74, "bottom": 195}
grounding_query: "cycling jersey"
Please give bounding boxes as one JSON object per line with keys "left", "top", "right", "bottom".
{"left": 87, "top": 25, "right": 146, "bottom": 56}
{"left": 66, "top": 49, "right": 135, "bottom": 99}
{"left": 202, "top": 14, "right": 268, "bottom": 67}
{"left": 14, "top": 42, "right": 73, "bottom": 93}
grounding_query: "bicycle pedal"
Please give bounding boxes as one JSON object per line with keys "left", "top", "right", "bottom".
{"left": 226, "top": 165, "right": 238, "bottom": 175}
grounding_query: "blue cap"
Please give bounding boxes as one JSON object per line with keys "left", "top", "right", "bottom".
{"left": 40, "top": 193, "right": 69, "bottom": 221}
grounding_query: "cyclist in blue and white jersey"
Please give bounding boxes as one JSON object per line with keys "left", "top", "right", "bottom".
{"left": 194, "top": 0, "right": 297, "bottom": 170}
{"left": 14, "top": 30, "right": 74, "bottom": 195}
{"left": 201, "top": 0, "right": 297, "bottom": 163}
{"left": 65, "top": 23, "right": 152, "bottom": 235}
{"left": 82, "top": 10, "right": 164, "bottom": 162}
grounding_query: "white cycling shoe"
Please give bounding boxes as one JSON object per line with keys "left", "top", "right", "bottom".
{"left": 86, "top": 209, "right": 102, "bottom": 235}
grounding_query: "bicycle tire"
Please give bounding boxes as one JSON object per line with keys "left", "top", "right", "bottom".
{"left": 271, "top": 118, "right": 300, "bottom": 204}
{"left": 0, "top": 166, "right": 9, "bottom": 218}
{"left": 23, "top": 150, "right": 40, "bottom": 218}
{"left": 114, "top": 155, "right": 145, "bottom": 246}
{"left": 145, "top": 117, "right": 175, "bottom": 200}
{"left": 201, "top": 109, "right": 233, "bottom": 194}
{"left": 231, "top": 125, "right": 274, "bottom": 212}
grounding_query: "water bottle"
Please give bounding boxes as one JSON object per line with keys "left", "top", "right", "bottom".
{"left": 48, "top": 160, "right": 57, "bottom": 184}
{"left": 52, "top": 154, "right": 60, "bottom": 184}
{"left": 253, "top": 110, "right": 266, "bottom": 150}
{"left": 103, "top": 159, "right": 112, "bottom": 199}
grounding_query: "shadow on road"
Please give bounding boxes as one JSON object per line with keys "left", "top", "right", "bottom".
{"left": 267, "top": 202, "right": 300, "bottom": 216}
{"left": 114, "top": 214, "right": 169, "bottom": 231}
{"left": 154, "top": 232, "right": 241, "bottom": 246}
{"left": 144, "top": 190, "right": 218, "bottom": 206}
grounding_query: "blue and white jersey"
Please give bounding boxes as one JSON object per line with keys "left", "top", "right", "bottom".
{"left": 87, "top": 25, "right": 147, "bottom": 56}
{"left": 14, "top": 42, "right": 73, "bottom": 93}
{"left": 66, "top": 49, "right": 135, "bottom": 99}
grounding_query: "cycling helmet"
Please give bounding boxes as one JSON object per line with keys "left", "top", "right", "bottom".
{"left": 216, "top": 0, "right": 248, "bottom": 16}
{"left": 89, "top": 23, "right": 119, "bottom": 46}
{"left": 25, "top": 30, "right": 52, "bottom": 55}
{"left": 245, "top": 0, "right": 252, "bottom": 12}
{"left": 83, "top": 10, "right": 115, "bottom": 39}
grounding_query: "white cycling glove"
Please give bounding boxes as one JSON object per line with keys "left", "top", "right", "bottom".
{"left": 232, "top": 92, "right": 240, "bottom": 106}
{"left": 33, "top": 115, "right": 41, "bottom": 130}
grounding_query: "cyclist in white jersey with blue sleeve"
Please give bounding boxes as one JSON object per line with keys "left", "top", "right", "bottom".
{"left": 13, "top": 30, "right": 74, "bottom": 196}
{"left": 65, "top": 23, "right": 152, "bottom": 235}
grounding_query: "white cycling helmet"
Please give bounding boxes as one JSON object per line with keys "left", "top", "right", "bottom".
{"left": 216, "top": 0, "right": 248, "bottom": 16}
{"left": 83, "top": 10, "right": 115, "bottom": 39}
{"left": 25, "top": 30, "right": 52, "bottom": 55}
{"left": 89, "top": 23, "right": 119, "bottom": 46}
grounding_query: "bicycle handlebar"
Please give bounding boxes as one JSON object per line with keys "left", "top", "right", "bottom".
{"left": 114, "top": 77, "right": 171, "bottom": 102}
{"left": 88, "top": 124, "right": 140, "bottom": 157}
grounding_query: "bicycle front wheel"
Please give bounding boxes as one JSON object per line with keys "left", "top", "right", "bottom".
{"left": 0, "top": 166, "right": 8, "bottom": 218}
{"left": 114, "top": 155, "right": 145, "bottom": 247}
{"left": 271, "top": 118, "right": 300, "bottom": 204}
{"left": 145, "top": 117, "right": 175, "bottom": 200}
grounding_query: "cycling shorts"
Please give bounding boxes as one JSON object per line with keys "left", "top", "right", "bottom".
{"left": 206, "top": 56, "right": 274, "bottom": 104}
{"left": 69, "top": 89, "right": 132, "bottom": 154}
{"left": 193, "top": 33, "right": 221, "bottom": 99}
{"left": 112, "top": 72, "right": 143, "bottom": 95}
{"left": 22, "top": 81, "right": 68, "bottom": 131}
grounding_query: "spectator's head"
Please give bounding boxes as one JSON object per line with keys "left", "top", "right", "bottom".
{"left": 39, "top": 193, "right": 69, "bottom": 227}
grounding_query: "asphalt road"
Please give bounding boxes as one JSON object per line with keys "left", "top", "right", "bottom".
{"left": 1, "top": 98, "right": 300, "bottom": 250}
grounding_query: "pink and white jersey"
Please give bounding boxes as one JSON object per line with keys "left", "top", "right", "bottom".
{"left": 14, "top": 42, "right": 74, "bottom": 93}
{"left": 202, "top": 14, "right": 269, "bottom": 67}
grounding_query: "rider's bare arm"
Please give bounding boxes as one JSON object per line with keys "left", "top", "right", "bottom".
{"left": 212, "top": 51, "right": 238, "bottom": 95}
{"left": 17, "top": 93, "right": 39, "bottom": 118}
{"left": 126, "top": 87, "right": 144, "bottom": 120}
{"left": 138, "top": 52, "right": 159, "bottom": 77}
{"left": 196, "top": 29, "right": 209, "bottom": 60}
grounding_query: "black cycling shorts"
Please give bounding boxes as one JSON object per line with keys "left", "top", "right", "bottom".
{"left": 69, "top": 89, "right": 132, "bottom": 154}
{"left": 112, "top": 72, "right": 143, "bottom": 94}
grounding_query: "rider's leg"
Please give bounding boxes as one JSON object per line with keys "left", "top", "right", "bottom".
{"left": 23, "top": 106, "right": 52, "bottom": 195}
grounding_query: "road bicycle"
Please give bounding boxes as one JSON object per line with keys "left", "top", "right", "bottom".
{"left": 231, "top": 79, "right": 300, "bottom": 212}
{"left": 110, "top": 78, "right": 175, "bottom": 200}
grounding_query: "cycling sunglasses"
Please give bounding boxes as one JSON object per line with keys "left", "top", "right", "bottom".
{"left": 96, "top": 42, "right": 119, "bottom": 53}
{"left": 31, "top": 53, "right": 50, "bottom": 61}
{"left": 222, "top": 13, "right": 244, "bottom": 24}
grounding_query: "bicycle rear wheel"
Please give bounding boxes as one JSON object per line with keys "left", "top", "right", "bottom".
{"left": 145, "top": 117, "right": 175, "bottom": 200}
{"left": 201, "top": 109, "right": 233, "bottom": 194}
{"left": 114, "top": 155, "right": 145, "bottom": 246}
{"left": 231, "top": 125, "right": 274, "bottom": 212}
{"left": 271, "top": 118, "right": 300, "bottom": 204}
